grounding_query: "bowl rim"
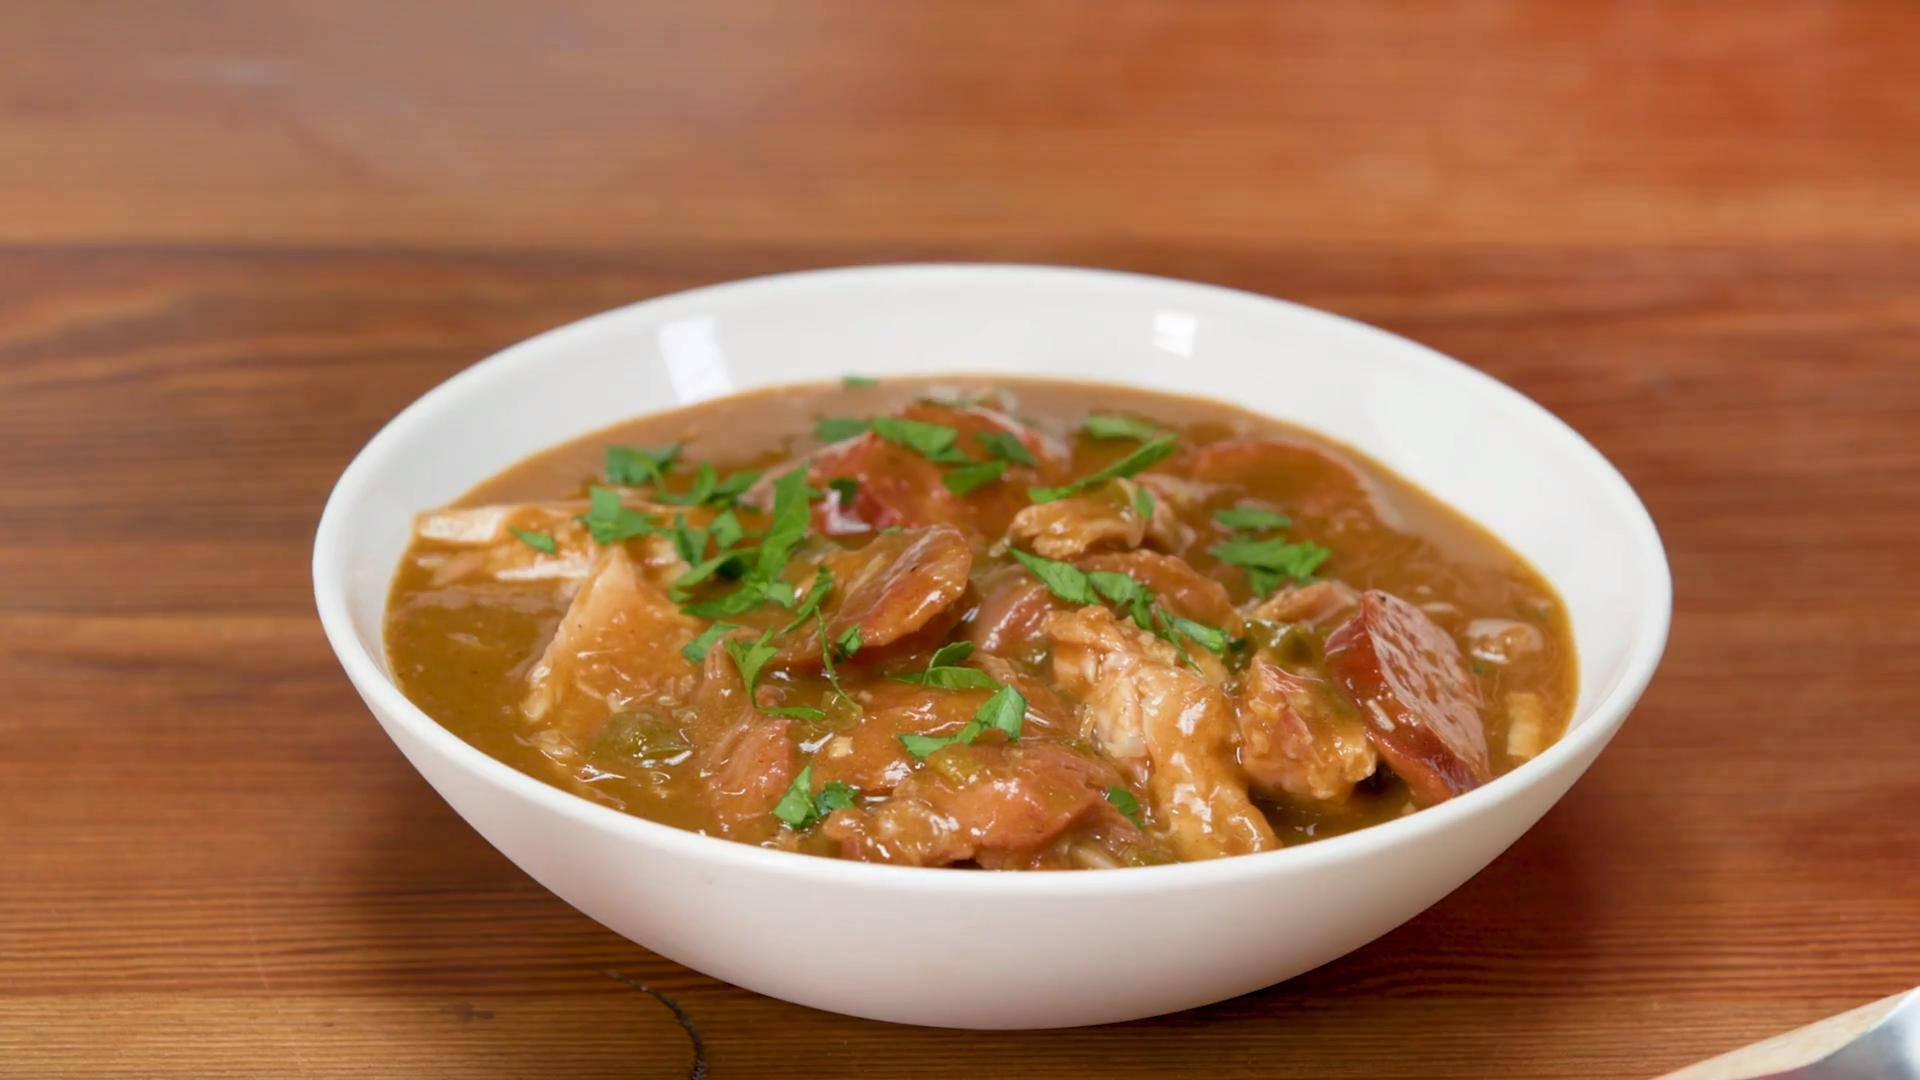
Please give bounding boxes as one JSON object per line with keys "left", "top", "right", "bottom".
{"left": 313, "top": 262, "right": 1672, "bottom": 896}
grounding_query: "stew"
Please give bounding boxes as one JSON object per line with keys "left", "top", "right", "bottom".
{"left": 386, "top": 378, "right": 1575, "bottom": 868}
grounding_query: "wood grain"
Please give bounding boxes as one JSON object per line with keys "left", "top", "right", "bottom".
{"left": 3, "top": 4, "right": 1918, "bottom": 1078}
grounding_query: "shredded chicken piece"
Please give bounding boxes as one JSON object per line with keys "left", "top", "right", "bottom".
{"left": 1247, "top": 580, "right": 1361, "bottom": 629}
{"left": 1046, "top": 606, "right": 1277, "bottom": 860}
{"left": 1237, "top": 658, "right": 1377, "bottom": 805}
{"left": 521, "top": 545, "right": 702, "bottom": 769}
{"left": 1503, "top": 691, "right": 1547, "bottom": 761}
{"left": 686, "top": 636, "right": 796, "bottom": 843}
{"left": 1006, "top": 479, "right": 1146, "bottom": 559}
{"left": 1466, "top": 618, "right": 1547, "bottom": 665}
{"left": 414, "top": 499, "right": 690, "bottom": 589}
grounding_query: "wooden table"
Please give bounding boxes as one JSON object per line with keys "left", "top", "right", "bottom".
{"left": 5, "top": 3, "right": 1917, "bottom": 1076}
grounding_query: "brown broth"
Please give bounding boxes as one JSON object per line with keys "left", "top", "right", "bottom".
{"left": 386, "top": 378, "right": 1576, "bottom": 862}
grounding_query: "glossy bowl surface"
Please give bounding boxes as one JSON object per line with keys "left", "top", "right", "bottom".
{"left": 314, "top": 264, "right": 1670, "bottom": 1028}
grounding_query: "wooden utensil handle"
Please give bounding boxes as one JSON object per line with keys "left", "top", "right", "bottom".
{"left": 1659, "top": 989, "right": 1917, "bottom": 1079}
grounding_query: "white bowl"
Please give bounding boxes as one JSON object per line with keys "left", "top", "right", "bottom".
{"left": 314, "top": 265, "right": 1670, "bottom": 1029}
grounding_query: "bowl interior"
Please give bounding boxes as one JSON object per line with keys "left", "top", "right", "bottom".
{"left": 320, "top": 264, "right": 1667, "bottom": 766}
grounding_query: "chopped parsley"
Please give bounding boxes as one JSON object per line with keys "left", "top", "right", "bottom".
{"left": 898, "top": 683, "right": 1028, "bottom": 759}
{"left": 723, "top": 633, "right": 780, "bottom": 702}
{"left": 1133, "top": 485, "right": 1156, "bottom": 521}
{"left": 681, "top": 469, "right": 814, "bottom": 618}
{"left": 1009, "top": 547, "right": 1234, "bottom": 664}
{"left": 772, "top": 765, "right": 863, "bottom": 828}
{"left": 578, "top": 487, "right": 656, "bottom": 544}
{"left": 1213, "top": 505, "right": 1293, "bottom": 532}
{"left": 942, "top": 459, "right": 1006, "bottom": 496}
{"left": 816, "top": 416, "right": 871, "bottom": 442}
{"left": 975, "top": 431, "right": 1036, "bottom": 467}
{"left": 826, "top": 477, "right": 859, "bottom": 504}
{"left": 1105, "top": 786, "right": 1145, "bottom": 828}
{"left": 893, "top": 640, "right": 1000, "bottom": 691}
{"left": 1082, "top": 414, "right": 1164, "bottom": 442}
{"left": 832, "top": 625, "right": 862, "bottom": 660}
{"left": 1208, "top": 536, "right": 1331, "bottom": 595}
{"left": 870, "top": 416, "right": 972, "bottom": 464}
{"left": 1163, "top": 611, "right": 1232, "bottom": 654}
{"left": 653, "top": 462, "right": 761, "bottom": 508}
{"left": 681, "top": 622, "right": 741, "bottom": 664}
{"left": 1010, "top": 548, "right": 1099, "bottom": 605}
{"left": 709, "top": 509, "right": 744, "bottom": 551}
{"left": 511, "top": 528, "right": 558, "bottom": 554}
{"left": 1028, "top": 435, "right": 1176, "bottom": 503}
{"left": 816, "top": 615, "right": 857, "bottom": 706}
{"left": 842, "top": 374, "right": 880, "bottom": 388}
{"left": 777, "top": 567, "right": 834, "bottom": 634}
{"left": 605, "top": 443, "right": 680, "bottom": 486}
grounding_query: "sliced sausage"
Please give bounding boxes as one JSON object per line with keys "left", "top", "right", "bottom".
{"left": 782, "top": 525, "right": 973, "bottom": 665}
{"left": 1324, "top": 590, "right": 1491, "bottom": 805}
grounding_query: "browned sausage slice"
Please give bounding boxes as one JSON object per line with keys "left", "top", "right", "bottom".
{"left": 1324, "top": 590, "right": 1490, "bottom": 805}
{"left": 781, "top": 524, "right": 973, "bottom": 665}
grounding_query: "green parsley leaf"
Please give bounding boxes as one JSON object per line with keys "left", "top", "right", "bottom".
{"left": 605, "top": 443, "right": 680, "bottom": 486}
{"left": 1149, "top": 604, "right": 1197, "bottom": 669}
{"left": 816, "top": 616, "right": 856, "bottom": 706}
{"left": 778, "top": 567, "right": 834, "bottom": 634}
{"left": 1213, "top": 505, "right": 1293, "bottom": 532}
{"left": 1134, "top": 485, "right": 1156, "bottom": 521}
{"left": 943, "top": 459, "right": 1007, "bottom": 496}
{"left": 976, "top": 684, "right": 1026, "bottom": 741}
{"left": 1010, "top": 548, "right": 1099, "bottom": 605}
{"left": 753, "top": 468, "right": 813, "bottom": 583}
{"left": 767, "top": 705, "right": 827, "bottom": 721}
{"left": 765, "top": 580, "right": 798, "bottom": 608}
{"left": 1083, "top": 414, "right": 1163, "bottom": 441}
{"left": 772, "top": 764, "right": 818, "bottom": 827}
{"left": 669, "top": 516, "right": 708, "bottom": 563}
{"left": 673, "top": 549, "right": 755, "bottom": 594}
{"left": 681, "top": 622, "right": 741, "bottom": 664}
{"left": 897, "top": 681, "right": 1026, "bottom": 758}
{"left": 898, "top": 730, "right": 969, "bottom": 759}
{"left": 826, "top": 477, "right": 859, "bottom": 504}
{"left": 893, "top": 640, "right": 998, "bottom": 690}
{"left": 871, "top": 415, "right": 971, "bottom": 464}
{"left": 511, "top": 528, "right": 558, "bottom": 554}
{"left": 1246, "top": 567, "right": 1283, "bottom": 597}
{"left": 681, "top": 580, "right": 769, "bottom": 617}
{"left": 833, "top": 626, "right": 862, "bottom": 660}
{"left": 708, "top": 469, "right": 762, "bottom": 506}
{"left": 1087, "top": 570, "right": 1148, "bottom": 608}
{"left": 724, "top": 633, "right": 780, "bottom": 702}
{"left": 1105, "top": 786, "right": 1145, "bottom": 828}
{"left": 815, "top": 781, "right": 858, "bottom": 814}
{"left": 914, "top": 667, "right": 1003, "bottom": 691}
{"left": 928, "top": 641, "right": 974, "bottom": 667}
{"left": 773, "top": 769, "right": 863, "bottom": 827}
{"left": 1208, "top": 537, "right": 1332, "bottom": 592}
{"left": 579, "top": 487, "right": 656, "bottom": 544}
{"left": 709, "top": 509, "right": 744, "bottom": 551}
{"left": 975, "top": 431, "right": 1036, "bottom": 467}
{"left": 1163, "top": 611, "right": 1231, "bottom": 654}
{"left": 1028, "top": 435, "right": 1177, "bottom": 503}
{"left": 653, "top": 462, "right": 718, "bottom": 506}
{"left": 842, "top": 374, "right": 880, "bottom": 388}
{"left": 816, "top": 416, "right": 871, "bottom": 442}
